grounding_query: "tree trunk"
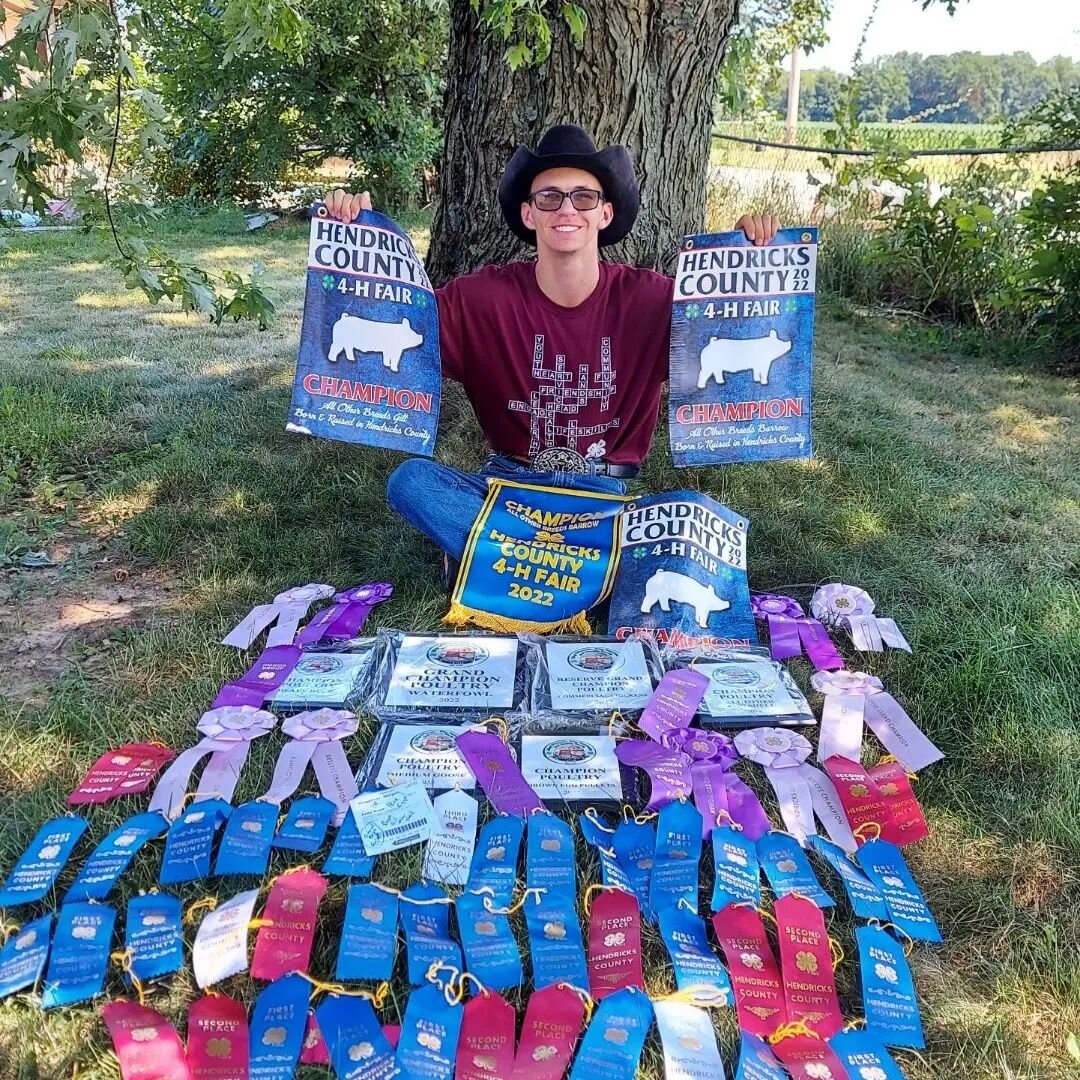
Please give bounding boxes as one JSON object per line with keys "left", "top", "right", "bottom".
{"left": 427, "top": 0, "right": 740, "bottom": 285}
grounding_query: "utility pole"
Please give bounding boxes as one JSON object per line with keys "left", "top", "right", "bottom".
{"left": 785, "top": 47, "right": 802, "bottom": 142}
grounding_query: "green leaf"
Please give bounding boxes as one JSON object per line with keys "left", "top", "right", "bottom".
{"left": 955, "top": 214, "right": 977, "bottom": 232}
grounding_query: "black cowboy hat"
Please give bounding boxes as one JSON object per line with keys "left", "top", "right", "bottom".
{"left": 498, "top": 124, "right": 640, "bottom": 247}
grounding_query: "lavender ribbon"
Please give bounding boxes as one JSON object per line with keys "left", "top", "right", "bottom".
{"left": 734, "top": 728, "right": 856, "bottom": 852}
{"left": 262, "top": 709, "right": 359, "bottom": 825}
{"left": 615, "top": 741, "right": 694, "bottom": 811}
{"left": 456, "top": 731, "right": 543, "bottom": 817}
{"left": 812, "top": 670, "right": 943, "bottom": 772}
{"left": 221, "top": 583, "right": 336, "bottom": 650}
{"left": 751, "top": 593, "right": 843, "bottom": 671}
{"left": 149, "top": 707, "right": 277, "bottom": 819}
{"left": 212, "top": 644, "right": 302, "bottom": 708}
{"left": 294, "top": 583, "right": 393, "bottom": 647}
{"left": 811, "top": 583, "right": 912, "bottom": 654}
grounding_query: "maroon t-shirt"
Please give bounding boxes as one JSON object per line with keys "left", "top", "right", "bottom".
{"left": 436, "top": 260, "right": 673, "bottom": 466}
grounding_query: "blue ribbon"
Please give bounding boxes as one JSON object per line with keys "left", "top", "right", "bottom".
{"left": 273, "top": 795, "right": 335, "bottom": 853}
{"left": 336, "top": 883, "right": 399, "bottom": 982}
{"left": 456, "top": 891, "right": 523, "bottom": 992}
{"left": 710, "top": 823, "right": 761, "bottom": 912}
{"left": 808, "top": 835, "right": 888, "bottom": 920}
{"left": 249, "top": 971, "right": 311, "bottom": 1080}
{"left": 857, "top": 838, "right": 941, "bottom": 942}
{"left": 526, "top": 814, "right": 577, "bottom": 896}
{"left": 41, "top": 901, "right": 116, "bottom": 1009}
{"left": 323, "top": 808, "right": 376, "bottom": 878}
{"left": 734, "top": 1032, "right": 789, "bottom": 1079}
{"left": 124, "top": 893, "right": 183, "bottom": 982}
{"left": 400, "top": 882, "right": 461, "bottom": 986}
{"left": 612, "top": 819, "right": 656, "bottom": 918}
{"left": 466, "top": 816, "right": 524, "bottom": 909}
{"left": 756, "top": 831, "right": 834, "bottom": 908}
{"left": 0, "top": 913, "right": 52, "bottom": 1001}
{"left": 0, "top": 816, "right": 87, "bottom": 905}
{"left": 656, "top": 904, "right": 733, "bottom": 1005}
{"left": 567, "top": 987, "right": 653, "bottom": 1080}
{"left": 648, "top": 800, "right": 703, "bottom": 915}
{"left": 830, "top": 1029, "right": 908, "bottom": 1078}
{"left": 395, "top": 982, "right": 463, "bottom": 1080}
{"left": 215, "top": 800, "right": 280, "bottom": 877}
{"left": 525, "top": 888, "right": 587, "bottom": 990}
{"left": 316, "top": 992, "right": 398, "bottom": 1079}
{"left": 65, "top": 811, "right": 168, "bottom": 902}
{"left": 856, "top": 924, "right": 925, "bottom": 1049}
{"left": 159, "top": 797, "right": 231, "bottom": 885}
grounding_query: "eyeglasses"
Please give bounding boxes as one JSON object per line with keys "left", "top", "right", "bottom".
{"left": 528, "top": 188, "right": 605, "bottom": 212}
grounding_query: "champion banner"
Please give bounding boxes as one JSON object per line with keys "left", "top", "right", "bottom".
{"left": 287, "top": 205, "right": 440, "bottom": 454}
{"left": 606, "top": 490, "right": 756, "bottom": 648}
{"left": 668, "top": 227, "right": 817, "bottom": 466}
{"left": 448, "top": 479, "right": 624, "bottom": 634}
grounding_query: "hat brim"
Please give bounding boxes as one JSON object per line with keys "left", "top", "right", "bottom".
{"left": 497, "top": 144, "right": 640, "bottom": 248}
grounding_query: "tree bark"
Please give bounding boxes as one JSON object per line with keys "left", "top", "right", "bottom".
{"left": 427, "top": 0, "right": 740, "bottom": 285}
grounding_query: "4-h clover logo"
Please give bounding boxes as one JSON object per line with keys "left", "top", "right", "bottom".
{"left": 685, "top": 303, "right": 701, "bottom": 319}
{"left": 632, "top": 547, "right": 647, "bottom": 560}
{"left": 321, "top": 273, "right": 336, "bottom": 291}
{"left": 784, "top": 298, "right": 799, "bottom": 313}
{"left": 414, "top": 291, "right": 428, "bottom": 308}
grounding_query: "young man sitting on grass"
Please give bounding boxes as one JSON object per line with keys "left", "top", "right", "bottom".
{"left": 325, "top": 124, "right": 779, "bottom": 576}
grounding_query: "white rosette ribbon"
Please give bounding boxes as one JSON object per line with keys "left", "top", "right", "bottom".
{"left": 149, "top": 706, "right": 278, "bottom": 819}
{"left": 262, "top": 709, "right": 359, "bottom": 825}
{"left": 812, "top": 669, "right": 944, "bottom": 773}
{"left": 221, "top": 582, "right": 337, "bottom": 649}
{"left": 811, "top": 583, "right": 912, "bottom": 654}
{"left": 734, "top": 727, "right": 857, "bottom": 853}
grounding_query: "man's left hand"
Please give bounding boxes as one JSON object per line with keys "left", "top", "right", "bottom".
{"left": 735, "top": 213, "right": 781, "bottom": 246}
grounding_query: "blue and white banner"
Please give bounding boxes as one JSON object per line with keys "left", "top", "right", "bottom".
{"left": 287, "top": 206, "right": 440, "bottom": 455}
{"left": 606, "top": 490, "right": 756, "bottom": 648}
{"left": 669, "top": 227, "right": 817, "bottom": 466}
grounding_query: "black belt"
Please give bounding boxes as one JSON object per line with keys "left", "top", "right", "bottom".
{"left": 501, "top": 451, "right": 639, "bottom": 479}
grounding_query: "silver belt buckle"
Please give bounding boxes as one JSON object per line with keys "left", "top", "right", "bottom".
{"left": 531, "top": 447, "right": 589, "bottom": 474}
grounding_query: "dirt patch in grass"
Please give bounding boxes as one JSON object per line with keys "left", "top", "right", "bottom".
{"left": 0, "top": 529, "right": 180, "bottom": 708}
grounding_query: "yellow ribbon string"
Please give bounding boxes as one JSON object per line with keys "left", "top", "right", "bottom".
{"left": 581, "top": 883, "right": 629, "bottom": 917}
{"left": 556, "top": 982, "right": 596, "bottom": 1024}
{"left": 607, "top": 711, "right": 625, "bottom": 737}
{"left": 733, "top": 901, "right": 778, "bottom": 927}
{"left": 843, "top": 1017, "right": 866, "bottom": 1032}
{"left": 767, "top": 1019, "right": 820, "bottom": 1045}
{"left": 715, "top": 810, "right": 743, "bottom": 830}
{"left": 867, "top": 918, "right": 916, "bottom": 956}
{"left": 184, "top": 896, "right": 219, "bottom": 925}
{"left": 297, "top": 972, "right": 389, "bottom": 1007}
{"left": 425, "top": 961, "right": 461, "bottom": 998}
{"left": 655, "top": 985, "right": 730, "bottom": 1008}
{"left": 484, "top": 887, "right": 545, "bottom": 916}
{"left": 584, "top": 807, "right": 614, "bottom": 832}
{"left": 854, "top": 822, "right": 883, "bottom": 842}
{"left": 877, "top": 755, "right": 919, "bottom": 781}
{"left": 0, "top": 923, "right": 20, "bottom": 943}
{"left": 634, "top": 811, "right": 658, "bottom": 825}
{"left": 483, "top": 717, "right": 511, "bottom": 744}
{"left": 830, "top": 937, "right": 845, "bottom": 971}
{"left": 248, "top": 918, "right": 274, "bottom": 930}
{"left": 449, "top": 970, "right": 489, "bottom": 1006}
{"left": 110, "top": 948, "right": 147, "bottom": 1007}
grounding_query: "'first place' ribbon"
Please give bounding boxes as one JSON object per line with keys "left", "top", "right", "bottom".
{"left": 149, "top": 707, "right": 277, "bottom": 820}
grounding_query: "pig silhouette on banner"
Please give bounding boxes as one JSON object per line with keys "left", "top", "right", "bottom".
{"left": 668, "top": 227, "right": 817, "bottom": 466}
{"left": 287, "top": 205, "right": 441, "bottom": 455}
{"left": 608, "top": 491, "right": 756, "bottom": 650}
{"left": 697, "top": 330, "right": 792, "bottom": 388}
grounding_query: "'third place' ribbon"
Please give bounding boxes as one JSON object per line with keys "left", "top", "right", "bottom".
{"left": 751, "top": 593, "right": 844, "bottom": 672}
{"left": 813, "top": 670, "right": 944, "bottom": 774}
{"left": 260, "top": 709, "right": 359, "bottom": 825}
{"left": 148, "top": 707, "right": 277, "bottom": 820}
{"left": 221, "top": 583, "right": 336, "bottom": 649}
{"left": 811, "top": 582, "right": 912, "bottom": 653}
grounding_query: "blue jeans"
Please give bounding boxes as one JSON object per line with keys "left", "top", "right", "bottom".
{"left": 386, "top": 454, "right": 627, "bottom": 559}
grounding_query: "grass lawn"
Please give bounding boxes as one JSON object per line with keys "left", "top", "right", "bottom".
{"left": 1, "top": 214, "right": 1078, "bottom": 1079}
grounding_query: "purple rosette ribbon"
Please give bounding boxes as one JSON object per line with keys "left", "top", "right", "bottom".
{"left": 734, "top": 727, "right": 856, "bottom": 852}
{"left": 294, "top": 582, "right": 394, "bottom": 647}
{"left": 149, "top": 706, "right": 278, "bottom": 819}
{"left": 751, "top": 591, "right": 844, "bottom": 672}
{"left": 221, "top": 583, "right": 337, "bottom": 650}
{"left": 811, "top": 670, "right": 943, "bottom": 773}
{"left": 810, "top": 583, "right": 912, "bottom": 655}
{"left": 661, "top": 728, "right": 739, "bottom": 768}
{"left": 262, "top": 709, "right": 360, "bottom": 825}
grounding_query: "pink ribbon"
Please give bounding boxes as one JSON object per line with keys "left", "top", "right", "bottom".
{"left": 220, "top": 583, "right": 336, "bottom": 650}
{"left": 812, "top": 670, "right": 944, "bottom": 772}
{"left": 148, "top": 707, "right": 277, "bottom": 819}
{"left": 261, "top": 709, "right": 359, "bottom": 824}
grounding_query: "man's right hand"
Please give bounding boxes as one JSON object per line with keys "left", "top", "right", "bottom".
{"left": 324, "top": 189, "right": 372, "bottom": 223}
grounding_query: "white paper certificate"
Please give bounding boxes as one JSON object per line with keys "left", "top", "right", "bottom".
{"left": 374, "top": 725, "right": 476, "bottom": 792}
{"left": 698, "top": 660, "right": 808, "bottom": 718}
{"left": 521, "top": 735, "right": 623, "bottom": 802}
{"left": 192, "top": 888, "right": 259, "bottom": 988}
{"left": 271, "top": 652, "right": 372, "bottom": 708}
{"left": 350, "top": 781, "right": 438, "bottom": 857}
{"left": 384, "top": 636, "right": 519, "bottom": 709}
{"left": 546, "top": 641, "right": 653, "bottom": 711}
